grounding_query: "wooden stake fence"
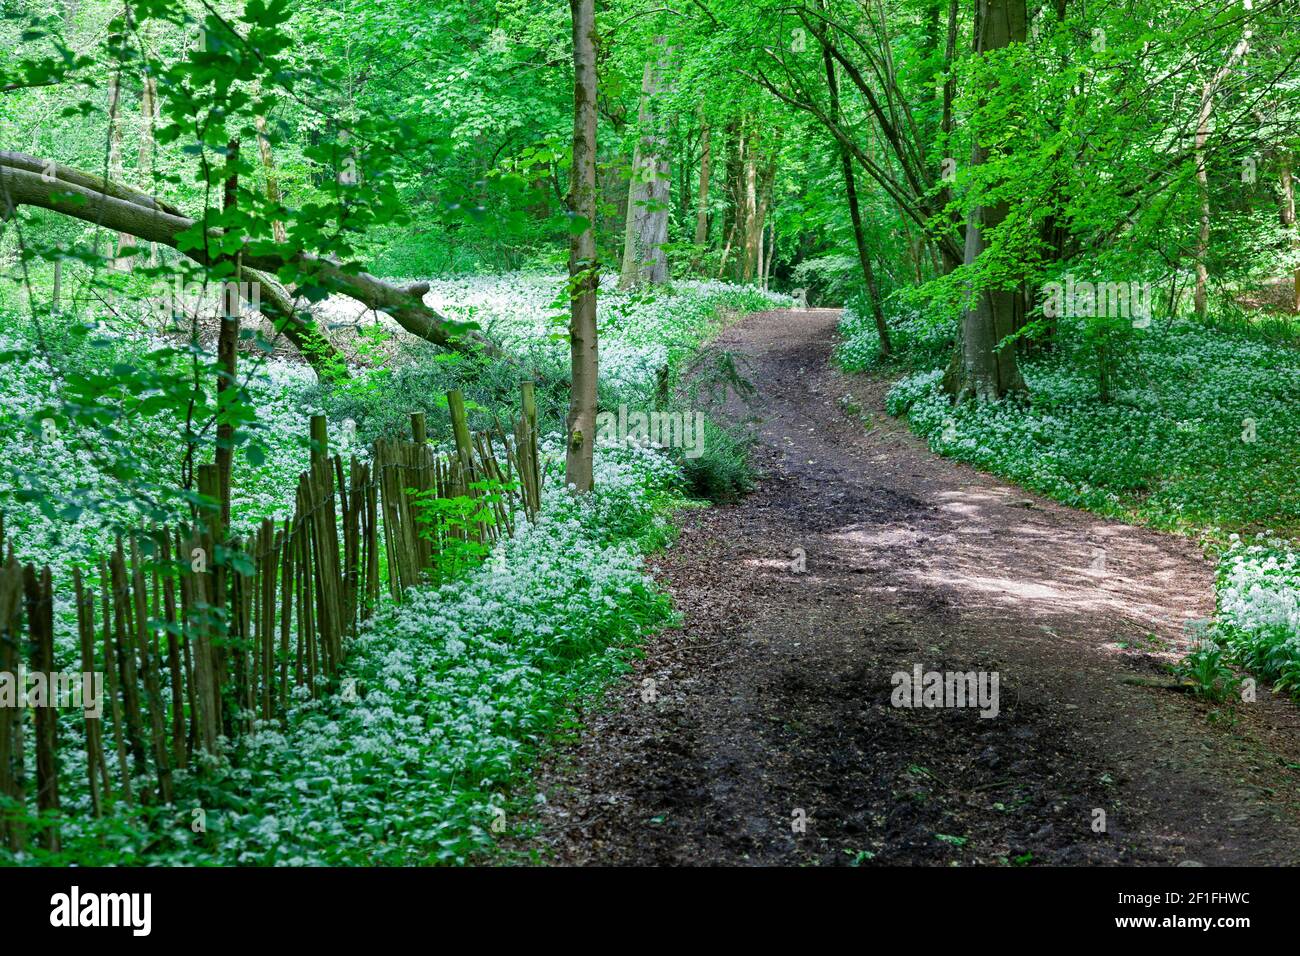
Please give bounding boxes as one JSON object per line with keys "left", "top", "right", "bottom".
{"left": 0, "top": 383, "right": 543, "bottom": 847}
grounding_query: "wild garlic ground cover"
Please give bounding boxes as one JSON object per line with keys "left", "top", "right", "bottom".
{"left": 226, "top": 443, "right": 679, "bottom": 866}
{"left": 301, "top": 274, "right": 783, "bottom": 503}
{"left": 841, "top": 305, "right": 1300, "bottom": 698}
{"left": 0, "top": 274, "right": 769, "bottom": 865}
{"left": 0, "top": 323, "right": 327, "bottom": 578}
{"left": 836, "top": 299, "right": 953, "bottom": 374}
{"left": 0, "top": 274, "right": 770, "bottom": 683}
{"left": 7, "top": 441, "right": 681, "bottom": 866}
{"left": 1216, "top": 537, "right": 1300, "bottom": 698}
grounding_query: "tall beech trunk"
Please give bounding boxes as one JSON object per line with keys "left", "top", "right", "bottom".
{"left": 718, "top": 122, "right": 742, "bottom": 277}
{"left": 754, "top": 143, "right": 778, "bottom": 284}
{"left": 691, "top": 124, "right": 711, "bottom": 270}
{"left": 619, "top": 40, "right": 673, "bottom": 289}
{"left": 823, "top": 39, "right": 890, "bottom": 356}
{"left": 949, "top": 0, "right": 1026, "bottom": 403}
{"left": 740, "top": 137, "right": 760, "bottom": 281}
{"left": 716, "top": 126, "right": 775, "bottom": 285}
{"left": 758, "top": 142, "right": 779, "bottom": 278}
{"left": 1194, "top": 79, "right": 1213, "bottom": 318}
{"left": 759, "top": 222, "right": 769, "bottom": 290}
{"left": 936, "top": 0, "right": 960, "bottom": 274}
{"left": 566, "top": 0, "right": 598, "bottom": 492}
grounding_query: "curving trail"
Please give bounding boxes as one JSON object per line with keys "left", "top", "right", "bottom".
{"left": 523, "top": 307, "right": 1300, "bottom": 866}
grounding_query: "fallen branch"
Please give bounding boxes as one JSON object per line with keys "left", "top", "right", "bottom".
{"left": 1, "top": 151, "right": 347, "bottom": 378}
{"left": 240, "top": 265, "right": 344, "bottom": 378}
{"left": 0, "top": 152, "right": 512, "bottom": 368}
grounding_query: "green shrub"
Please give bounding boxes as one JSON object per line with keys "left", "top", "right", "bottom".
{"left": 678, "top": 417, "right": 756, "bottom": 503}
{"left": 837, "top": 297, "right": 955, "bottom": 372}
{"left": 1173, "top": 639, "right": 1242, "bottom": 703}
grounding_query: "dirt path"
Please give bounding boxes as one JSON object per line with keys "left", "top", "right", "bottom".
{"left": 521, "top": 307, "right": 1300, "bottom": 866}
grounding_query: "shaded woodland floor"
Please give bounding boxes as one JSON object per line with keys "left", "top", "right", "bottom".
{"left": 516, "top": 307, "right": 1300, "bottom": 866}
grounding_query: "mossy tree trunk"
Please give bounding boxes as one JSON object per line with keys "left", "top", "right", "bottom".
{"left": 566, "top": 0, "right": 599, "bottom": 492}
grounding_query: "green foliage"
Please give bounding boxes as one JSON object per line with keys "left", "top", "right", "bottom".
{"left": 309, "top": 347, "right": 568, "bottom": 452}
{"left": 7, "top": 0, "right": 1300, "bottom": 868}
{"left": 1173, "top": 638, "right": 1242, "bottom": 704}
{"left": 837, "top": 297, "right": 955, "bottom": 373}
{"left": 408, "top": 478, "right": 512, "bottom": 586}
{"left": 1215, "top": 536, "right": 1300, "bottom": 700}
{"left": 791, "top": 254, "right": 859, "bottom": 307}
{"left": 679, "top": 417, "right": 755, "bottom": 504}
{"left": 1, "top": 460, "right": 678, "bottom": 866}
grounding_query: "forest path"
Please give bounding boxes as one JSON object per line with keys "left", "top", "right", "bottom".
{"left": 521, "top": 307, "right": 1300, "bottom": 866}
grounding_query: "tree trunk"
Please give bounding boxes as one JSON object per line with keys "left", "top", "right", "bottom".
{"left": 949, "top": 0, "right": 1027, "bottom": 402}
{"left": 936, "top": 0, "right": 961, "bottom": 274}
{"left": 1281, "top": 162, "right": 1295, "bottom": 227}
{"left": 0, "top": 152, "right": 504, "bottom": 372}
{"left": 619, "top": 41, "right": 673, "bottom": 289}
{"left": 823, "top": 40, "right": 890, "bottom": 356}
{"left": 759, "top": 222, "right": 769, "bottom": 290}
{"left": 1281, "top": 160, "right": 1300, "bottom": 313}
{"left": 724, "top": 128, "right": 778, "bottom": 285}
{"left": 255, "top": 113, "right": 288, "bottom": 245}
{"left": 1194, "top": 78, "right": 1212, "bottom": 319}
{"left": 740, "top": 136, "right": 760, "bottom": 281}
{"left": 107, "top": 71, "right": 133, "bottom": 271}
{"left": 718, "top": 122, "right": 742, "bottom": 278}
{"left": 755, "top": 142, "right": 777, "bottom": 278}
{"left": 691, "top": 124, "right": 711, "bottom": 270}
{"left": 566, "top": 0, "right": 598, "bottom": 492}
{"left": 138, "top": 73, "right": 159, "bottom": 266}
{"left": 941, "top": 0, "right": 958, "bottom": 139}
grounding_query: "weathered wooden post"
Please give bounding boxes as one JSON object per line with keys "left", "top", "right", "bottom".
{"left": 193, "top": 464, "right": 223, "bottom": 755}
{"left": 24, "top": 565, "right": 59, "bottom": 851}
{"left": 446, "top": 391, "right": 474, "bottom": 478}
{"left": 0, "top": 555, "right": 28, "bottom": 850}
{"left": 519, "top": 381, "right": 541, "bottom": 516}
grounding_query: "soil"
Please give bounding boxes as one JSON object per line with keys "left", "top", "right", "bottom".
{"left": 515, "top": 306, "right": 1300, "bottom": 867}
